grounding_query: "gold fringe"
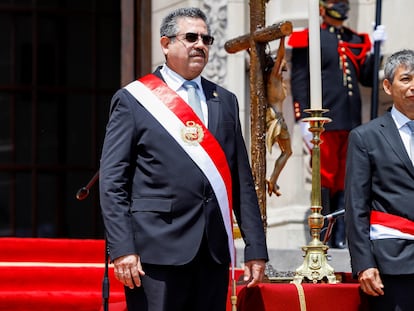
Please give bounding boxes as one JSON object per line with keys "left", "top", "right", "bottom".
{"left": 231, "top": 279, "right": 237, "bottom": 311}
{"left": 293, "top": 282, "right": 307, "bottom": 311}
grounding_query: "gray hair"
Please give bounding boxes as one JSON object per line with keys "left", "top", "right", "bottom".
{"left": 159, "top": 7, "right": 210, "bottom": 38}
{"left": 384, "top": 49, "right": 414, "bottom": 83}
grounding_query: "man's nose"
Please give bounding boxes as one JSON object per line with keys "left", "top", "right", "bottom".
{"left": 194, "top": 36, "right": 206, "bottom": 46}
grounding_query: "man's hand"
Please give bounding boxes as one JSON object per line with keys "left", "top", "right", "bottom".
{"left": 358, "top": 267, "right": 384, "bottom": 296}
{"left": 243, "top": 260, "right": 266, "bottom": 288}
{"left": 113, "top": 254, "right": 145, "bottom": 289}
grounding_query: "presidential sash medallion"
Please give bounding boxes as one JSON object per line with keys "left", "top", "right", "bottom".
{"left": 181, "top": 120, "right": 204, "bottom": 145}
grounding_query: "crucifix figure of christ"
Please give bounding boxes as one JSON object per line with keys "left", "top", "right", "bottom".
{"left": 264, "top": 37, "right": 293, "bottom": 198}
{"left": 224, "top": 0, "right": 292, "bottom": 233}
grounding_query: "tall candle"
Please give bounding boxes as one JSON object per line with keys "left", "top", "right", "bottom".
{"left": 308, "top": 0, "right": 322, "bottom": 110}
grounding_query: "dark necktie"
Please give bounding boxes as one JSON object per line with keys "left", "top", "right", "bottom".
{"left": 183, "top": 81, "right": 204, "bottom": 123}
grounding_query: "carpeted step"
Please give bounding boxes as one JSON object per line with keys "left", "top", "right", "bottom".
{"left": 0, "top": 238, "right": 126, "bottom": 311}
{"left": 0, "top": 238, "right": 244, "bottom": 311}
{"left": 0, "top": 238, "right": 107, "bottom": 263}
{"left": 0, "top": 265, "right": 123, "bottom": 291}
{"left": 0, "top": 290, "right": 125, "bottom": 311}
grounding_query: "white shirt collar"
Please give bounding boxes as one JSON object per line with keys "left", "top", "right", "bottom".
{"left": 160, "top": 64, "right": 202, "bottom": 91}
{"left": 391, "top": 106, "right": 411, "bottom": 130}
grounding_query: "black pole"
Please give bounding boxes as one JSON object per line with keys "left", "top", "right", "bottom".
{"left": 102, "top": 235, "right": 110, "bottom": 311}
{"left": 370, "top": 0, "right": 382, "bottom": 120}
{"left": 75, "top": 172, "right": 109, "bottom": 310}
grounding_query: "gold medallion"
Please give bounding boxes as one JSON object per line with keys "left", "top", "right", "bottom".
{"left": 181, "top": 120, "right": 204, "bottom": 145}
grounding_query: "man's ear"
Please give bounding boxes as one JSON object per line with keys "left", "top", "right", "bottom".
{"left": 160, "top": 36, "right": 170, "bottom": 55}
{"left": 383, "top": 78, "right": 392, "bottom": 95}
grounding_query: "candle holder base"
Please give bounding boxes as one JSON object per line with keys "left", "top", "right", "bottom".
{"left": 292, "top": 243, "right": 337, "bottom": 284}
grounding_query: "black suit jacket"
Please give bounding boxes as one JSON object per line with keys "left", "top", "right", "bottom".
{"left": 345, "top": 111, "right": 414, "bottom": 277}
{"left": 99, "top": 68, "right": 268, "bottom": 266}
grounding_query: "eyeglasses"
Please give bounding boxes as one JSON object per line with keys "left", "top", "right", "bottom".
{"left": 168, "top": 32, "right": 214, "bottom": 46}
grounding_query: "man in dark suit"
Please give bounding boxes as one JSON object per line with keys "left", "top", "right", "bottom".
{"left": 99, "top": 7, "right": 268, "bottom": 311}
{"left": 345, "top": 49, "right": 414, "bottom": 310}
{"left": 288, "top": 0, "right": 374, "bottom": 248}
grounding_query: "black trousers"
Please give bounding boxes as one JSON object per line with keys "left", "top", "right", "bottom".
{"left": 124, "top": 238, "right": 229, "bottom": 311}
{"left": 367, "top": 274, "right": 414, "bottom": 311}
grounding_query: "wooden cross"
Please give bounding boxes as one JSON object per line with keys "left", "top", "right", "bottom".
{"left": 224, "top": 0, "right": 292, "bottom": 232}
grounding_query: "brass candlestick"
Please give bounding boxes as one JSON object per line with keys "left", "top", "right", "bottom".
{"left": 292, "top": 109, "right": 337, "bottom": 284}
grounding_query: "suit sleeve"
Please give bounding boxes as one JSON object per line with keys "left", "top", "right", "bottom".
{"left": 231, "top": 94, "right": 269, "bottom": 262}
{"left": 359, "top": 53, "right": 375, "bottom": 87}
{"left": 356, "top": 33, "right": 375, "bottom": 87}
{"left": 99, "top": 89, "right": 137, "bottom": 261}
{"left": 290, "top": 47, "right": 310, "bottom": 121}
{"left": 345, "top": 128, "right": 377, "bottom": 277}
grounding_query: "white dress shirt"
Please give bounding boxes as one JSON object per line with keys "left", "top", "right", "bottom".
{"left": 160, "top": 64, "right": 208, "bottom": 127}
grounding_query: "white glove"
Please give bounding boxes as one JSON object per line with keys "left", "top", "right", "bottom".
{"left": 372, "top": 24, "right": 387, "bottom": 42}
{"left": 300, "top": 121, "right": 313, "bottom": 150}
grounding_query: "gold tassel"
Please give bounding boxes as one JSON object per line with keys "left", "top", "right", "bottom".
{"left": 231, "top": 278, "right": 237, "bottom": 311}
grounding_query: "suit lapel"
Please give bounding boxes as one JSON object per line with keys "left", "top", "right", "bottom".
{"left": 201, "top": 78, "right": 220, "bottom": 135}
{"left": 379, "top": 113, "right": 414, "bottom": 175}
{"left": 153, "top": 67, "right": 164, "bottom": 81}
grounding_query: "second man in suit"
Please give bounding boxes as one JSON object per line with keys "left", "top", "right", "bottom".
{"left": 345, "top": 49, "right": 414, "bottom": 311}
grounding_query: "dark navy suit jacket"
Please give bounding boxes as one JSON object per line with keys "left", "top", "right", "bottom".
{"left": 99, "top": 68, "right": 268, "bottom": 266}
{"left": 345, "top": 111, "right": 414, "bottom": 277}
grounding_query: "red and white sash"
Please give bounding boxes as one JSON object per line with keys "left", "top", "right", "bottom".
{"left": 370, "top": 210, "right": 414, "bottom": 240}
{"left": 124, "top": 74, "right": 235, "bottom": 272}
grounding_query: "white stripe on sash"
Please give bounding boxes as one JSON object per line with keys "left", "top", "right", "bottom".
{"left": 370, "top": 224, "right": 414, "bottom": 240}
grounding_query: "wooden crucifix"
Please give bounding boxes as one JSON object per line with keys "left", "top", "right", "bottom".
{"left": 224, "top": 0, "right": 292, "bottom": 232}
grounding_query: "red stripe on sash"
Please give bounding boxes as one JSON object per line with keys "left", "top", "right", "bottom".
{"left": 138, "top": 74, "right": 234, "bottom": 233}
{"left": 371, "top": 211, "right": 414, "bottom": 236}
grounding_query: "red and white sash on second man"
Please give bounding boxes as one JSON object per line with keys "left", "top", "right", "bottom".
{"left": 124, "top": 74, "right": 235, "bottom": 274}
{"left": 370, "top": 210, "right": 414, "bottom": 240}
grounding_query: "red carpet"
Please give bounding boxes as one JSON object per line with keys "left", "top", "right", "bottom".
{"left": 0, "top": 238, "right": 243, "bottom": 311}
{"left": 0, "top": 238, "right": 364, "bottom": 311}
{"left": 0, "top": 238, "right": 125, "bottom": 311}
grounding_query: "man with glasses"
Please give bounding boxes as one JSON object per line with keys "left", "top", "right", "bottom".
{"left": 99, "top": 7, "right": 268, "bottom": 311}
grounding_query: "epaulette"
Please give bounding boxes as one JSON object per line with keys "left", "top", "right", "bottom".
{"left": 287, "top": 29, "right": 309, "bottom": 48}
{"left": 338, "top": 32, "right": 372, "bottom": 76}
